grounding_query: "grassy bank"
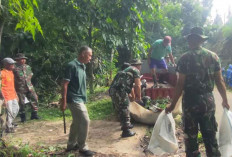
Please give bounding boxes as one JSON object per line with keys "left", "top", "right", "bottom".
{"left": 0, "top": 86, "right": 114, "bottom": 156}
{"left": 37, "top": 86, "right": 114, "bottom": 121}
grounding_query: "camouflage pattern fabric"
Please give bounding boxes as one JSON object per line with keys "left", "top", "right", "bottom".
{"left": 110, "top": 88, "right": 131, "bottom": 130}
{"left": 110, "top": 66, "right": 140, "bottom": 94}
{"left": 177, "top": 47, "right": 221, "bottom": 156}
{"left": 13, "top": 64, "right": 38, "bottom": 113}
{"left": 109, "top": 66, "right": 140, "bottom": 130}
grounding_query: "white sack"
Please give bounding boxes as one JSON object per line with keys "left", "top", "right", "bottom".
{"left": 219, "top": 108, "right": 232, "bottom": 157}
{"left": 129, "top": 101, "right": 160, "bottom": 125}
{"left": 148, "top": 110, "right": 178, "bottom": 155}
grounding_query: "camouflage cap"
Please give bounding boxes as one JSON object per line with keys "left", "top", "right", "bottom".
{"left": 130, "top": 59, "right": 142, "bottom": 65}
{"left": 187, "top": 27, "right": 208, "bottom": 41}
{"left": 14, "top": 53, "right": 28, "bottom": 60}
{"left": 2, "top": 58, "right": 16, "bottom": 65}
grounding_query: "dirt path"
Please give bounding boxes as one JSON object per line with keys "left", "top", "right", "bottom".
{"left": 4, "top": 118, "right": 148, "bottom": 157}
{"left": 3, "top": 89, "right": 232, "bottom": 157}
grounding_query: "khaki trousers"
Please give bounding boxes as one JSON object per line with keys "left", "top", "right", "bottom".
{"left": 6, "top": 99, "right": 19, "bottom": 129}
{"left": 67, "top": 102, "right": 90, "bottom": 151}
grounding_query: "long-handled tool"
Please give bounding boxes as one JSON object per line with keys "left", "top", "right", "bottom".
{"left": 62, "top": 111, "right": 66, "bottom": 134}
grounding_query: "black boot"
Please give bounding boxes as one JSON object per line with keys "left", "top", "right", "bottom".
{"left": 121, "top": 129, "right": 135, "bottom": 138}
{"left": 31, "top": 111, "right": 40, "bottom": 120}
{"left": 20, "top": 113, "right": 26, "bottom": 122}
{"left": 129, "top": 124, "right": 134, "bottom": 129}
{"left": 159, "top": 74, "right": 168, "bottom": 84}
{"left": 152, "top": 74, "right": 158, "bottom": 88}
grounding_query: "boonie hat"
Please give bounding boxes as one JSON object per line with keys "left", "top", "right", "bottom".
{"left": 14, "top": 53, "right": 28, "bottom": 60}
{"left": 187, "top": 27, "right": 208, "bottom": 41}
{"left": 2, "top": 58, "right": 16, "bottom": 65}
{"left": 130, "top": 59, "right": 142, "bottom": 65}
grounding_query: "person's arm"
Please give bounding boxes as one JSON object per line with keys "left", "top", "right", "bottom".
{"left": 134, "top": 78, "right": 141, "bottom": 101}
{"left": 169, "top": 53, "right": 176, "bottom": 66}
{"left": 129, "top": 87, "right": 135, "bottom": 102}
{"left": 60, "top": 80, "right": 70, "bottom": 111}
{"left": 165, "top": 73, "right": 186, "bottom": 113}
{"left": 214, "top": 70, "right": 230, "bottom": 109}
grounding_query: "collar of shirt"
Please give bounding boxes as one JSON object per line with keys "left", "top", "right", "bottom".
{"left": 190, "top": 46, "right": 203, "bottom": 54}
{"left": 74, "top": 59, "right": 86, "bottom": 70}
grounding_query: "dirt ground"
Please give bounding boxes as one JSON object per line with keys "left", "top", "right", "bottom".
{"left": 4, "top": 118, "right": 148, "bottom": 157}
{"left": 4, "top": 88, "right": 231, "bottom": 157}
{"left": 3, "top": 117, "right": 193, "bottom": 157}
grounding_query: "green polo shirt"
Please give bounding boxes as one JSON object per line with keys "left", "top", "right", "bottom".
{"left": 151, "top": 39, "right": 172, "bottom": 60}
{"left": 64, "top": 59, "right": 87, "bottom": 104}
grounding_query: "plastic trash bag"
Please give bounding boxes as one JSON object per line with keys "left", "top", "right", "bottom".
{"left": 219, "top": 108, "right": 232, "bottom": 157}
{"left": 148, "top": 110, "right": 178, "bottom": 155}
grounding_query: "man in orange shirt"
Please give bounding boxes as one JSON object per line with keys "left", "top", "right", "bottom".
{"left": 0, "top": 58, "right": 19, "bottom": 133}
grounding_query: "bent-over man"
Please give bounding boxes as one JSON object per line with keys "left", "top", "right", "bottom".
{"left": 148, "top": 36, "right": 176, "bottom": 86}
{"left": 109, "top": 59, "right": 142, "bottom": 138}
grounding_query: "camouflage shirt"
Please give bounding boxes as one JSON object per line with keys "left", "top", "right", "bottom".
{"left": 177, "top": 47, "right": 221, "bottom": 113}
{"left": 110, "top": 66, "right": 140, "bottom": 94}
{"left": 13, "top": 63, "right": 35, "bottom": 93}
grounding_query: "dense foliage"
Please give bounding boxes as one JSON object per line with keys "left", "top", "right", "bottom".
{"left": 0, "top": 0, "right": 231, "bottom": 104}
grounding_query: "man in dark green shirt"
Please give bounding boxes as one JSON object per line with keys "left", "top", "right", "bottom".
{"left": 60, "top": 46, "right": 95, "bottom": 156}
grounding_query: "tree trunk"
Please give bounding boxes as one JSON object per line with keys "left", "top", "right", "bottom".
{"left": 88, "top": 22, "right": 94, "bottom": 94}
{"left": 109, "top": 49, "right": 114, "bottom": 83}
{"left": 0, "top": 17, "right": 5, "bottom": 54}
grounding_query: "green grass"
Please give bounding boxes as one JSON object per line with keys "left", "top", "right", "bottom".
{"left": 198, "top": 132, "right": 203, "bottom": 143}
{"left": 0, "top": 139, "right": 63, "bottom": 157}
{"left": 35, "top": 86, "right": 113, "bottom": 121}
{"left": 87, "top": 98, "right": 114, "bottom": 120}
{"left": 2, "top": 86, "right": 113, "bottom": 156}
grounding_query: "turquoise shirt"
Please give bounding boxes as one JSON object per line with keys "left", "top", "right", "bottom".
{"left": 151, "top": 39, "right": 172, "bottom": 60}
{"left": 64, "top": 59, "right": 87, "bottom": 103}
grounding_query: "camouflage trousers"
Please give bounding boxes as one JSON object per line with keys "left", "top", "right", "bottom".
{"left": 17, "top": 90, "right": 38, "bottom": 114}
{"left": 109, "top": 88, "right": 131, "bottom": 130}
{"left": 183, "top": 110, "right": 221, "bottom": 157}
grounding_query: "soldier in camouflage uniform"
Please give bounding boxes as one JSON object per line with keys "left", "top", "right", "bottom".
{"left": 109, "top": 59, "right": 143, "bottom": 138}
{"left": 165, "top": 27, "right": 230, "bottom": 157}
{"left": 13, "top": 53, "right": 39, "bottom": 122}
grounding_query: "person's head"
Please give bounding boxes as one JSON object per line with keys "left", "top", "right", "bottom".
{"left": 78, "top": 46, "right": 92, "bottom": 64}
{"left": 14, "top": 53, "right": 28, "bottom": 65}
{"left": 130, "top": 59, "right": 142, "bottom": 71}
{"left": 187, "top": 27, "right": 208, "bottom": 49}
{"left": 121, "top": 62, "right": 131, "bottom": 70}
{"left": 2, "top": 58, "right": 16, "bottom": 70}
{"left": 163, "top": 36, "right": 172, "bottom": 47}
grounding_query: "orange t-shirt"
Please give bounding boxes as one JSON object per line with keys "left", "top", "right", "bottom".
{"left": 1, "top": 69, "right": 17, "bottom": 101}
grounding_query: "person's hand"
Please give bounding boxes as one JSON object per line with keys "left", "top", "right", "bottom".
{"left": 129, "top": 94, "right": 135, "bottom": 102}
{"left": 2, "top": 100, "right": 7, "bottom": 107}
{"left": 136, "top": 99, "right": 144, "bottom": 106}
{"left": 60, "top": 98, "right": 66, "bottom": 111}
{"left": 222, "top": 101, "right": 230, "bottom": 110}
{"left": 173, "top": 63, "right": 177, "bottom": 67}
{"left": 165, "top": 104, "right": 175, "bottom": 114}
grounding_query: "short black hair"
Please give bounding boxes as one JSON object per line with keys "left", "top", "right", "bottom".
{"left": 79, "top": 46, "right": 91, "bottom": 55}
